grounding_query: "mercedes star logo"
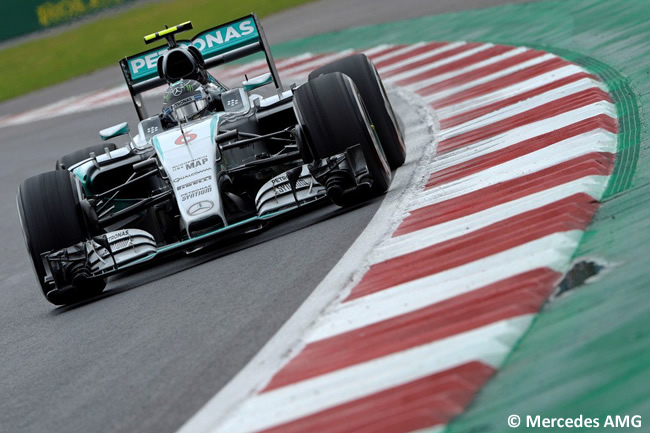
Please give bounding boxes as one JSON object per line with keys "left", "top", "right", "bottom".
{"left": 172, "top": 86, "right": 184, "bottom": 96}
{"left": 187, "top": 200, "right": 214, "bottom": 216}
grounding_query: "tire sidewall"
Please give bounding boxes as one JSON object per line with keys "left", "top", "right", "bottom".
{"left": 309, "top": 54, "right": 406, "bottom": 168}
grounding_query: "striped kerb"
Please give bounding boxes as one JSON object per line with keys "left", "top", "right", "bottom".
{"left": 212, "top": 42, "right": 618, "bottom": 433}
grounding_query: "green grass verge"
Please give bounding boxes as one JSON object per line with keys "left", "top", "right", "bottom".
{"left": 0, "top": 0, "right": 314, "bottom": 102}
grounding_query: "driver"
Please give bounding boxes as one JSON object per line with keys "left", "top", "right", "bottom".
{"left": 161, "top": 79, "right": 224, "bottom": 125}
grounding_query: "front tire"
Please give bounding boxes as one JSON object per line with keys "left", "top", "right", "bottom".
{"left": 294, "top": 72, "right": 392, "bottom": 200}
{"left": 56, "top": 143, "right": 117, "bottom": 170}
{"left": 17, "top": 170, "right": 106, "bottom": 305}
{"left": 309, "top": 53, "right": 406, "bottom": 169}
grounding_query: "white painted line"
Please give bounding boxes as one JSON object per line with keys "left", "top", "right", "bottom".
{"left": 435, "top": 64, "right": 585, "bottom": 118}
{"left": 361, "top": 43, "right": 394, "bottom": 57}
{"left": 281, "top": 49, "right": 355, "bottom": 77}
{"left": 283, "top": 44, "right": 393, "bottom": 77}
{"left": 220, "top": 58, "right": 269, "bottom": 78}
{"left": 220, "top": 54, "right": 315, "bottom": 80}
{"left": 0, "top": 93, "right": 97, "bottom": 128}
{"left": 406, "top": 46, "right": 534, "bottom": 91}
{"left": 214, "top": 316, "right": 534, "bottom": 433}
{"left": 412, "top": 128, "right": 616, "bottom": 210}
{"left": 307, "top": 231, "right": 583, "bottom": 342}
{"left": 373, "top": 175, "right": 609, "bottom": 263}
{"left": 52, "top": 87, "right": 130, "bottom": 116}
{"left": 424, "top": 53, "right": 555, "bottom": 102}
{"left": 411, "top": 426, "right": 447, "bottom": 433}
{"left": 390, "top": 47, "right": 528, "bottom": 90}
{"left": 382, "top": 43, "right": 495, "bottom": 84}
{"left": 378, "top": 41, "right": 466, "bottom": 73}
{"left": 371, "top": 41, "right": 427, "bottom": 63}
{"left": 429, "top": 103, "right": 615, "bottom": 175}
{"left": 439, "top": 78, "right": 604, "bottom": 140}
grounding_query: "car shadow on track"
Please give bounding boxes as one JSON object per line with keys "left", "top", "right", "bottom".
{"left": 50, "top": 196, "right": 383, "bottom": 314}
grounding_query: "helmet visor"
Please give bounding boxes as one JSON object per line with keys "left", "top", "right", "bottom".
{"left": 163, "top": 91, "right": 208, "bottom": 124}
{"left": 172, "top": 97, "right": 207, "bottom": 123}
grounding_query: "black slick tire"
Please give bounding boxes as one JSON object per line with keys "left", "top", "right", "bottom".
{"left": 309, "top": 53, "right": 406, "bottom": 168}
{"left": 294, "top": 72, "right": 391, "bottom": 196}
{"left": 17, "top": 170, "right": 106, "bottom": 305}
{"left": 56, "top": 143, "right": 117, "bottom": 170}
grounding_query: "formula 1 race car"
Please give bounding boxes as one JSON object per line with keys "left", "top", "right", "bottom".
{"left": 17, "top": 14, "right": 405, "bottom": 305}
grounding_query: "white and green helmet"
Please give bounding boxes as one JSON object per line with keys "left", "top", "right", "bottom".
{"left": 162, "top": 79, "right": 209, "bottom": 124}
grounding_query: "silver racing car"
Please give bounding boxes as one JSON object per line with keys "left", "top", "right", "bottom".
{"left": 17, "top": 14, "right": 405, "bottom": 305}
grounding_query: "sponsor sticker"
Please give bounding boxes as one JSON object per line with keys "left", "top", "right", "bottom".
{"left": 175, "top": 131, "right": 198, "bottom": 145}
{"left": 128, "top": 47, "right": 168, "bottom": 80}
{"left": 171, "top": 155, "right": 209, "bottom": 172}
{"left": 107, "top": 230, "right": 129, "bottom": 242}
{"left": 192, "top": 19, "right": 258, "bottom": 57}
{"left": 127, "top": 17, "right": 259, "bottom": 83}
{"left": 173, "top": 168, "right": 211, "bottom": 183}
{"left": 187, "top": 200, "right": 214, "bottom": 216}
{"left": 181, "top": 185, "right": 212, "bottom": 201}
{"left": 176, "top": 176, "right": 210, "bottom": 191}
{"left": 271, "top": 175, "right": 289, "bottom": 185}
{"left": 273, "top": 179, "right": 310, "bottom": 194}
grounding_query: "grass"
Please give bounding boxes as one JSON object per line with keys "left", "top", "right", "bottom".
{"left": 0, "top": 0, "right": 314, "bottom": 102}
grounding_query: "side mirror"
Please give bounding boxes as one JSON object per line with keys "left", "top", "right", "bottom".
{"left": 99, "top": 122, "right": 130, "bottom": 141}
{"left": 242, "top": 72, "right": 272, "bottom": 92}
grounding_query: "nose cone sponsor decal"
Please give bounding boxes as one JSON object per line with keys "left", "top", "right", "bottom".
{"left": 153, "top": 115, "right": 226, "bottom": 232}
{"left": 175, "top": 131, "right": 198, "bottom": 145}
{"left": 188, "top": 200, "right": 214, "bottom": 216}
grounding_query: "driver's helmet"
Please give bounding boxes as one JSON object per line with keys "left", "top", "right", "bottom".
{"left": 162, "top": 79, "right": 209, "bottom": 124}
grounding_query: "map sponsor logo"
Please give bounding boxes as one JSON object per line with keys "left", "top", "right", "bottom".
{"left": 171, "top": 155, "right": 209, "bottom": 172}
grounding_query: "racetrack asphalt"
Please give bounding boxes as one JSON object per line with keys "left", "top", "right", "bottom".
{"left": 0, "top": 1, "right": 533, "bottom": 432}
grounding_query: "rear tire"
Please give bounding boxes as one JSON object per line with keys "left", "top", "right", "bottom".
{"left": 309, "top": 53, "right": 406, "bottom": 168}
{"left": 294, "top": 72, "right": 391, "bottom": 198}
{"left": 56, "top": 143, "right": 117, "bottom": 170}
{"left": 17, "top": 170, "right": 106, "bottom": 305}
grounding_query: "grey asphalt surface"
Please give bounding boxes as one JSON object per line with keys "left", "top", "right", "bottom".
{"left": 0, "top": 1, "right": 533, "bottom": 432}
